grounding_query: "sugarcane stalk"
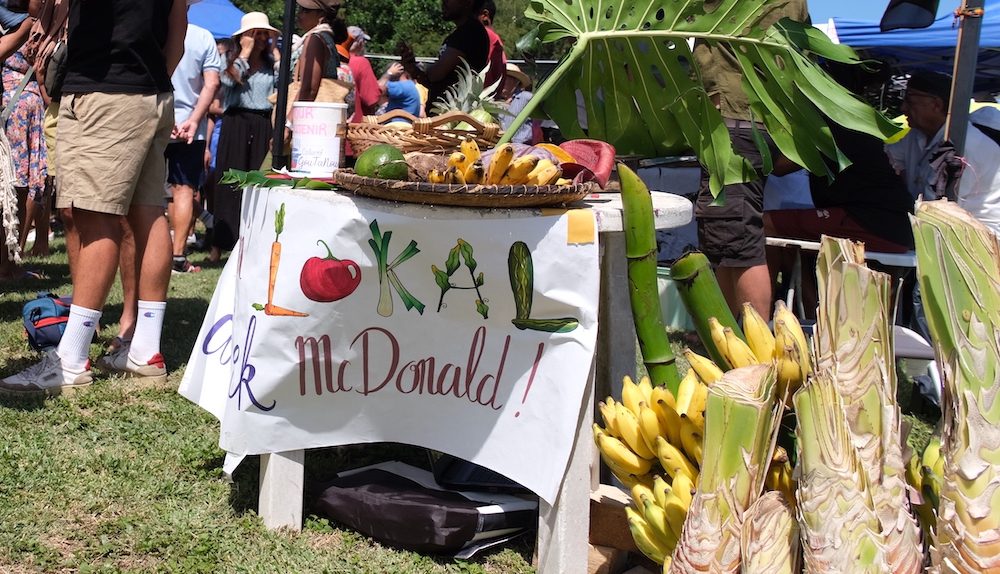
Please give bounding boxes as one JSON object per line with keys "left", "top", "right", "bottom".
{"left": 911, "top": 200, "right": 1000, "bottom": 574}
{"left": 619, "top": 163, "right": 681, "bottom": 392}
{"left": 670, "top": 251, "right": 743, "bottom": 370}
{"left": 814, "top": 236, "right": 923, "bottom": 573}
{"left": 669, "top": 364, "right": 782, "bottom": 573}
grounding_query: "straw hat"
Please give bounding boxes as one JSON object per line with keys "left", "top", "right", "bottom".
{"left": 505, "top": 63, "right": 531, "bottom": 90}
{"left": 233, "top": 12, "right": 280, "bottom": 37}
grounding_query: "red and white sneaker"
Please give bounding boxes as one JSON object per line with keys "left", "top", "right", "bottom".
{"left": 0, "top": 350, "right": 93, "bottom": 397}
{"left": 96, "top": 343, "right": 167, "bottom": 384}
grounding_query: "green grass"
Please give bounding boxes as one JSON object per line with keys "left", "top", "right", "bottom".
{"left": 0, "top": 238, "right": 536, "bottom": 574}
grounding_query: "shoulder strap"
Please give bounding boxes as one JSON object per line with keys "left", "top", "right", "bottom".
{"left": 1, "top": 67, "right": 35, "bottom": 125}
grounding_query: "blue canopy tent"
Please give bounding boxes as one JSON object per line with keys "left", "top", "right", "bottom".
{"left": 188, "top": 0, "right": 245, "bottom": 40}
{"left": 833, "top": 1, "right": 1000, "bottom": 91}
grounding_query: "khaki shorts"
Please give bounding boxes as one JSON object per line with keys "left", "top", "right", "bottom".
{"left": 43, "top": 102, "right": 58, "bottom": 176}
{"left": 56, "top": 92, "right": 174, "bottom": 215}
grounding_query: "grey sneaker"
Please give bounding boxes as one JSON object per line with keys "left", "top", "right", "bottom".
{"left": 0, "top": 349, "right": 93, "bottom": 397}
{"left": 96, "top": 341, "right": 167, "bottom": 384}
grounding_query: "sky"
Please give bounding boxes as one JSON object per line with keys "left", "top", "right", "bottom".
{"left": 807, "top": 0, "right": 956, "bottom": 23}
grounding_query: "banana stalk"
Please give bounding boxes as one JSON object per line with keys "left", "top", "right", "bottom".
{"left": 740, "top": 491, "right": 800, "bottom": 574}
{"left": 619, "top": 163, "right": 681, "bottom": 392}
{"left": 911, "top": 200, "right": 1000, "bottom": 573}
{"left": 814, "top": 236, "right": 923, "bottom": 573}
{"left": 795, "top": 371, "right": 888, "bottom": 573}
{"left": 669, "top": 364, "right": 782, "bottom": 574}
{"left": 670, "top": 251, "right": 743, "bottom": 370}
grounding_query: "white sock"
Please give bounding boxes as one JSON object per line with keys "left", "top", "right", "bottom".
{"left": 57, "top": 304, "right": 102, "bottom": 371}
{"left": 130, "top": 300, "right": 167, "bottom": 363}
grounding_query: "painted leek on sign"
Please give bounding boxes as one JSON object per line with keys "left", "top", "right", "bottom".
{"left": 911, "top": 200, "right": 1000, "bottom": 573}
{"left": 619, "top": 163, "right": 680, "bottom": 392}
{"left": 503, "top": 0, "right": 901, "bottom": 195}
{"left": 669, "top": 364, "right": 782, "bottom": 573}
{"left": 814, "top": 236, "right": 923, "bottom": 573}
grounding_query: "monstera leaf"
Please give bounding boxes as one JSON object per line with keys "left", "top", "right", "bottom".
{"left": 504, "top": 0, "right": 902, "bottom": 195}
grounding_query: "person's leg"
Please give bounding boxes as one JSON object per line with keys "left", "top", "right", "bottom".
{"left": 117, "top": 217, "right": 138, "bottom": 342}
{"left": 18, "top": 187, "right": 34, "bottom": 253}
{"left": 716, "top": 264, "right": 772, "bottom": 320}
{"left": 27, "top": 187, "right": 51, "bottom": 257}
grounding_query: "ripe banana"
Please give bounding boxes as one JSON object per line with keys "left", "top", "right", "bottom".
{"left": 598, "top": 398, "right": 621, "bottom": 438}
{"left": 447, "top": 151, "right": 469, "bottom": 174}
{"left": 527, "top": 161, "right": 561, "bottom": 185}
{"left": 427, "top": 169, "right": 446, "bottom": 184}
{"left": 772, "top": 300, "right": 811, "bottom": 370}
{"left": 463, "top": 161, "right": 484, "bottom": 184}
{"left": 742, "top": 302, "right": 776, "bottom": 363}
{"left": 723, "top": 326, "right": 759, "bottom": 368}
{"left": 671, "top": 472, "right": 695, "bottom": 508}
{"left": 674, "top": 370, "right": 699, "bottom": 416}
{"left": 653, "top": 474, "right": 672, "bottom": 509}
{"left": 460, "top": 137, "right": 481, "bottom": 165}
{"left": 637, "top": 376, "right": 654, "bottom": 404}
{"left": 650, "top": 388, "right": 683, "bottom": 447}
{"left": 451, "top": 164, "right": 466, "bottom": 184}
{"left": 597, "top": 433, "right": 653, "bottom": 476}
{"left": 638, "top": 402, "right": 667, "bottom": 456}
{"left": 621, "top": 374, "right": 645, "bottom": 417}
{"left": 616, "top": 402, "right": 657, "bottom": 460}
{"left": 626, "top": 506, "right": 670, "bottom": 564}
{"left": 683, "top": 349, "right": 723, "bottom": 385}
{"left": 631, "top": 482, "right": 657, "bottom": 508}
{"left": 679, "top": 416, "right": 704, "bottom": 466}
{"left": 499, "top": 155, "right": 539, "bottom": 184}
{"left": 661, "top": 490, "right": 689, "bottom": 539}
{"left": 677, "top": 377, "right": 708, "bottom": 430}
{"left": 485, "top": 143, "right": 515, "bottom": 184}
{"left": 642, "top": 497, "right": 679, "bottom": 551}
{"left": 773, "top": 319, "right": 807, "bottom": 400}
{"left": 654, "top": 435, "right": 698, "bottom": 481}
{"left": 708, "top": 317, "right": 729, "bottom": 364}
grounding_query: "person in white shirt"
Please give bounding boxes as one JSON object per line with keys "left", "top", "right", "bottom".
{"left": 887, "top": 70, "right": 1000, "bottom": 235}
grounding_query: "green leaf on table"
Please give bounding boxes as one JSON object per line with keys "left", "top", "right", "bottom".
{"left": 504, "top": 0, "right": 903, "bottom": 196}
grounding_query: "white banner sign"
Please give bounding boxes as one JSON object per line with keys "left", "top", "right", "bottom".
{"left": 181, "top": 186, "right": 600, "bottom": 503}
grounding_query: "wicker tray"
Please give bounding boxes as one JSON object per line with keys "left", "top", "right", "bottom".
{"left": 347, "top": 110, "right": 503, "bottom": 155}
{"left": 336, "top": 171, "right": 598, "bottom": 208}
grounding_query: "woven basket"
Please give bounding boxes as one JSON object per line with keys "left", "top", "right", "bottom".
{"left": 347, "top": 110, "right": 503, "bottom": 155}
{"left": 336, "top": 171, "right": 597, "bottom": 208}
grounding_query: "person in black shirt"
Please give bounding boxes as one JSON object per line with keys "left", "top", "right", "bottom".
{"left": 397, "top": 0, "right": 490, "bottom": 114}
{"left": 1, "top": 0, "right": 186, "bottom": 396}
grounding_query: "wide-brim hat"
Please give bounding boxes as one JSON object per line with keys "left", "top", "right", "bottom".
{"left": 233, "top": 12, "right": 280, "bottom": 37}
{"left": 297, "top": 0, "right": 343, "bottom": 11}
{"left": 505, "top": 63, "right": 531, "bottom": 90}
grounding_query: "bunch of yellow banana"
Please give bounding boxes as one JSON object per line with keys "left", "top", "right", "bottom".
{"left": 764, "top": 446, "right": 797, "bottom": 510}
{"left": 484, "top": 143, "right": 562, "bottom": 185}
{"left": 625, "top": 474, "right": 694, "bottom": 567}
{"left": 593, "top": 374, "right": 710, "bottom": 565}
{"left": 701, "top": 302, "right": 811, "bottom": 401}
{"left": 905, "top": 441, "right": 940, "bottom": 539}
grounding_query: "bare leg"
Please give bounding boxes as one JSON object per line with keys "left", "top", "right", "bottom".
{"left": 18, "top": 188, "right": 35, "bottom": 253}
{"left": 62, "top": 207, "right": 79, "bottom": 282}
{"left": 27, "top": 182, "right": 52, "bottom": 257}
{"left": 117, "top": 218, "right": 138, "bottom": 341}
{"left": 168, "top": 183, "right": 195, "bottom": 259}
{"left": 67, "top": 207, "right": 124, "bottom": 310}
{"left": 716, "top": 264, "right": 772, "bottom": 320}
{"left": 126, "top": 204, "right": 171, "bottom": 303}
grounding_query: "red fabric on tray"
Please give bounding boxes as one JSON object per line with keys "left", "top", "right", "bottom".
{"left": 559, "top": 139, "right": 616, "bottom": 188}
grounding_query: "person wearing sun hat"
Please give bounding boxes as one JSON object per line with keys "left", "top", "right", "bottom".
{"left": 290, "top": 0, "right": 352, "bottom": 103}
{"left": 209, "top": 11, "right": 281, "bottom": 264}
{"left": 346, "top": 25, "right": 380, "bottom": 124}
{"left": 498, "top": 63, "right": 534, "bottom": 144}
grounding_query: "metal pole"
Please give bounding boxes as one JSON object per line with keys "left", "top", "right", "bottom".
{"left": 272, "top": 0, "right": 297, "bottom": 170}
{"left": 944, "top": 0, "right": 985, "bottom": 156}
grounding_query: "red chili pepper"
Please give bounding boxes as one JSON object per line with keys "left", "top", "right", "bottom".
{"left": 300, "top": 240, "right": 362, "bottom": 302}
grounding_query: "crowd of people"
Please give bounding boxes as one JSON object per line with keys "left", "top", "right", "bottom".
{"left": 0, "top": 0, "right": 998, "bottom": 397}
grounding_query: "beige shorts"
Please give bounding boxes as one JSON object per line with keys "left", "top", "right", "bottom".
{"left": 56, "top": 92, "right": 174, "bottom": 215}
{"left": 43, "top": 102, "right": 58, "bottom": 176}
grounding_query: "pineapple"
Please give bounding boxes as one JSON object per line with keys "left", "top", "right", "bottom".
{"left": 430, "top": 58, "right": 507, "bottom": 126}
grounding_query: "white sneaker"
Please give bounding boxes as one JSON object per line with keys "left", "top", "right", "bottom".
{"left": 96, "top": 341, "right": 167, "bottom": 384}
{"left": 0, "top": 350, "right": 93, "bottom": 397}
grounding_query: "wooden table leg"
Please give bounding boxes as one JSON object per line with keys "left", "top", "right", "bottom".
{"left": 259, "top": 449, "right": 305, "bottom": 531}
{"left": 535, "top": 364, "right": 595, "bottom": 574}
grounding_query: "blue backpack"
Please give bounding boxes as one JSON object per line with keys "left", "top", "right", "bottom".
{"left": 22, "top": 293, "right": 72, "bottom": 351}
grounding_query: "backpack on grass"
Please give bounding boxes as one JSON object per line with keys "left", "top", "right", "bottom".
{"left": 22, "top": 292, "right": 72, "bottom": 351}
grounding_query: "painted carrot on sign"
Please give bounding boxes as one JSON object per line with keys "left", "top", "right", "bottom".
{"left": 253, "top": 203, "right": 309, "bottom": 317}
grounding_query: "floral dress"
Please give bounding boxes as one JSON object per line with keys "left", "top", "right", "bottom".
{"left": 2, "top": 48, "right": 47, "bottom": 201}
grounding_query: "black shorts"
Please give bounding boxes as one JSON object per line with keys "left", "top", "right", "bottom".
{"left": 695, "top": 122, "right": 776, "bottom": 267}
{"left": 165, "top": 140, "right": 207, "bottom": 189}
